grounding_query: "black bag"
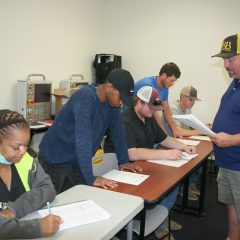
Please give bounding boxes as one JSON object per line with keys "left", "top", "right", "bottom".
{"left": 93, "top": 54, "right": 122, "bottom": 84}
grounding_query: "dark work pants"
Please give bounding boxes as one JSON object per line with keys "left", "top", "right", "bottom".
{"left": 39, "top": 155, "right": 86, "bottom": 194}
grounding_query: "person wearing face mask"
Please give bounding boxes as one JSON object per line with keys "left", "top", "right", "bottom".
{"left": 0, "top": 110, "right": 62, "bottom": 239}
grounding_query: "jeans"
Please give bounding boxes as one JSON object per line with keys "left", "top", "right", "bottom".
{"left": 190, "top": 166, "right": 203, "bottom": 184}
{"left": 160, "top": 185, "right": 179, "bottom": 210}
{"left": 159, "top": 185, "right": 179, "bottom": 228}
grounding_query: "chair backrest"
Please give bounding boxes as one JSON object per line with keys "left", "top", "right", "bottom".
{"left": 132, "top": 204, "right": 168, "bottom": 237}
{"left": 92, "top": 153, "right": 119, "bottom": 176}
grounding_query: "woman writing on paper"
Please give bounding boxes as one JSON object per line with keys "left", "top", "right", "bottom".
{"left": 0, "top": 110, "right": 62, "bottom": 239}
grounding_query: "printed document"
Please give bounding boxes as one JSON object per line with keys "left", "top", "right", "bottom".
{"left": 103, "top": 169, "right": 149, "bottom": 185}
{"left": 175, "top": 138, "right": 200, "bottom": 146}
{"left": 148, "top": 152, "right": 199, "bottom": 167}
{"left": 38, "top": 200, "right": 111, "bottom": 231}
{"left": 189, "top": 135, "right": 211, "bottom": 141}
{"left": 172, "top": 114, "right": 214, "bottom": 135}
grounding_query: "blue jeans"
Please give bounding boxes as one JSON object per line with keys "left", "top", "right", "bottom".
{"left": 159, "top": 185, "right": 179, "bottom": 227}
{"left": 190, "top": 166, "right": 203, "bottom": 184}
{"left": 160, "top": 185, "right": 179, "bottom": 210}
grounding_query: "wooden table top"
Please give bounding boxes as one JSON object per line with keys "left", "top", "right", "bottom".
{"left": 109, "top": 140, "right": 213, "bottom": 203}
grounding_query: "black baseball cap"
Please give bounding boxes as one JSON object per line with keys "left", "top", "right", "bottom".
{"left": 107, "top": 69, "right": 134, "bottom": 107}
{"left": 212, "top": 34, "right": 240, "bottom": 58}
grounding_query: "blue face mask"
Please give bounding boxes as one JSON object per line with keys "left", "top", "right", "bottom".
{"left": 0, "top": 154, "right": 12, "bottom": 165}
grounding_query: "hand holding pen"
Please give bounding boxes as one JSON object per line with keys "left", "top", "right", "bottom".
{"left": 40, "top": 202, "right": 63, "bottom": 237}
{"left": 183, "top": 145, "right": 196, "bottom": 155}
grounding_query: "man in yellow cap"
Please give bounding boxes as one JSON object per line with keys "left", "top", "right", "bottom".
{"left": 210, "top": 33, "right": 240, "bottom": 240}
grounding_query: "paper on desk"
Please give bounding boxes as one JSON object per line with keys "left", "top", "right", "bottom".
{"left": 148, "top": 152, "right": 199, "bottom": 167}
{"left": 103, "top": 169, "right": 149, "bottom": 185}
{"left": 176, "top": 138, "right": 200, "bottom": 146}
{"left": 38, "top": 200, "right": 111, "bottom": 231}
{"left": 172, "top": 114, "right": 214, "bottom": 135}
{"left": 189, "top": 135, "right": 211, "bottom": 141}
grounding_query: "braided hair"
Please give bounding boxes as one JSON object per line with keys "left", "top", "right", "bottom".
{"left": 0, "top": 110, "right": 29, "bottom": 143}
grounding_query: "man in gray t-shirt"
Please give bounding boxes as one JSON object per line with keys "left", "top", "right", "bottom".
{"left": 161, "top": 86, "right": 201, "bottom": 137}
{"left": 161, "top": 86, "right": 202, "bottom": 201}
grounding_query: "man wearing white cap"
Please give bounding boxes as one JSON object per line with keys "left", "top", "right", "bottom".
{"left": 210, "top": 33, "right": 240, "bottom": 240}
{"left": 121, "top": 86, "right": 196, "bottom": 240}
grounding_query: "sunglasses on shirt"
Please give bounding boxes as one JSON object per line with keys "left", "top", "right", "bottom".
{"left": 141, "top": 99, "right": 162, "bottom": 106}
{"left": 151, "top": 99, "right": 162, "bottom": 106}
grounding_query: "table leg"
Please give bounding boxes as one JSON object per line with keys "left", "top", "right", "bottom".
{"left": 127, "top": 220, "right": 133, "bottom": 240}
{"left": 198, "top": 158, "right": 208, "bottom": 216}
{"left": 139, "top": 208, "right": 146, "bottom": 239}
{"left": 182, "top": 177, "right": 189, "bottom": 210}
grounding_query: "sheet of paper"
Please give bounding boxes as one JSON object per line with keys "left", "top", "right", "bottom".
{"left": 29, "top": 122, "right": 46, "bottom": 129}
{"left": 148, "top": 153, "right": 199, "bottom": 167}
{"left": 175, "top": 138, "right": 200, "bottom": 146}
{"left": 172, "top": 114, "right": 214, "bottom": 135}
{"left": 189, "top": 135, "right": 211, "bottom": 141}
{"left": 38, "top": 200, "right": 111, "bottom": 231}
{"left": 103, "top": 169, "right": 149, "bottom": 185}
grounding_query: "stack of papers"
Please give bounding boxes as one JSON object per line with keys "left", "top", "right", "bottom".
{"left": 103, "top": 169, "right": 149, "bottom": 185}
{"left": 38, "top": 200, "right": 111, "bottom": 231}
{"left": 148, "top": 152, "right": 199, "bottom": 167}
{"left": 189, "top": 135, "right": 211, "bottom": 141}
{"left": 176, "top": 138, "right": 200, "bottom": 146}
{"left": 172, "top": 114, "right": 214, "bottom": 135}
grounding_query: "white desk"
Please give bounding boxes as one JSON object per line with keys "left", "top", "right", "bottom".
{"left": 22, "top": 185, "right": 143, "bottom": 240}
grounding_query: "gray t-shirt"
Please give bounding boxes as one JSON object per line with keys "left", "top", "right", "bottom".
{"left": 161, "top": 101, "right": 191, "bottom": 136}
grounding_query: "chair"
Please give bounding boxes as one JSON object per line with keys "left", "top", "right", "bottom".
{"left": 132, "top": 204, "right": 168, "bottom": 237}
{"left": 92, "top": 153, "right": 119, "bottom": 176}
{"left": 92, "top": 153, "right": 169, "bottom": 238}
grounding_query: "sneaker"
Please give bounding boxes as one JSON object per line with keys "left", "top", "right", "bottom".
{"left": 179, "top": 188, "right": 199, "bottom": 201}
{"left": 190, "top": 183, "right": 200, "bottom": 195}
{"left": 170, "top": 220, "right": 182, "bottom": 231}
{"left": 154, "top": 227, "right": 175, "bottom": 240}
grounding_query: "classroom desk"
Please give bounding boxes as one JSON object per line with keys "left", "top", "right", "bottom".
{"left": 108, "top": 140, "right": 213, "bottom": 239}
{"left": 22, "top": 185, "right": 143, "bottom": 240}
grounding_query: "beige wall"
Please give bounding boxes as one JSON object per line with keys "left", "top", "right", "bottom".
{"left": 99, "top": 0, "right": 240, "bottom": 123}
{"left": 1, "top": 0, "right": 240, "bottom": 122}
{"left": 0, "top": 0, "right": 103, "bottom": 111}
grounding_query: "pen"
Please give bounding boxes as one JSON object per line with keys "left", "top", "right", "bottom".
{"left": 47, "top": 201, "right": 51, "bottom": 214}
